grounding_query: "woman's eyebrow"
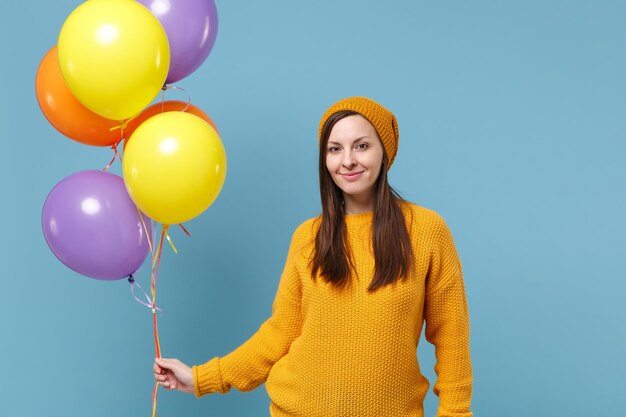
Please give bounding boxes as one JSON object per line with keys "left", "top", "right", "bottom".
{"left": 327, "top": 136, "right": 370, "bottom": 145}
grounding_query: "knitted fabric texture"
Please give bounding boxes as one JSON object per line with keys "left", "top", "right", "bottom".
{"left": 319, "top": 96, "right": 400, "bottom": 168}
{"left": 193, "top": 202, "right": 473, "bottom": 417}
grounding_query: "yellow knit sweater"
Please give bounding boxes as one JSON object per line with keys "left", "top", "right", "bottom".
{"left": 193, "top": 202, "right": 473, "bottom": 417}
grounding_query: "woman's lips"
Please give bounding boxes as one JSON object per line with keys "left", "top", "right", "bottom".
{"left": 340, "top": 171, "right": 364, "bottom": 181}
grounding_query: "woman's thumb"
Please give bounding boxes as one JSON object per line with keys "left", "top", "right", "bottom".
{"left": 155, "top": 357, "right": 171, "bottom": 369}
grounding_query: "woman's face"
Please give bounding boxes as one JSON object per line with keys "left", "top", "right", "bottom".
{"left": 325, "top": 115, "right": 384, "bottom": 207}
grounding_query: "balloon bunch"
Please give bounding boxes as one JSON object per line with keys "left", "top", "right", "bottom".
{"left": 36, "top": 1, "right": 223, "bottom": 415}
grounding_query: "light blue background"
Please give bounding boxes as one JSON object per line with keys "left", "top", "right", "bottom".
{"left": 1, "top": 1, "right": 624, "bottom": 416}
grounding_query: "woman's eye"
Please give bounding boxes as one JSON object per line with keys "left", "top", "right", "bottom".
{"left": 356, "top": 143, "right": 368, "bottom": 150}
{"left": 328, "top": 146, "right": 341, "bottom": 153}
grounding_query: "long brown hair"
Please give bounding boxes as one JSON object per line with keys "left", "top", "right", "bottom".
{"left": 311, "top": 111, "right": 415, "bottom": 292}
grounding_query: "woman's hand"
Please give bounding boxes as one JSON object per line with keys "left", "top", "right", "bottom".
{"left": 153, "top": 357, "right": 195, "bottom": 394}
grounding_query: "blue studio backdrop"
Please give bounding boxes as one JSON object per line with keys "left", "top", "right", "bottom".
{"left": 1, "top": 1, "right": 625, "bottom": 416}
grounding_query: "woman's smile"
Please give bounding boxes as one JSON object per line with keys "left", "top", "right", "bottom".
{"left": 340, "top": 171, "right": 364, "bottom": 181}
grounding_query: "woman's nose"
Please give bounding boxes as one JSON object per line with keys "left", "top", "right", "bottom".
{"left": 342, "top": 151, "right": 356, "bottom": 167}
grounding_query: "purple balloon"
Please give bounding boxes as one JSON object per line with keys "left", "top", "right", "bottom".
{"left": 42, "top": 170, "right": 151, "bottom": 281}
{"left": 138, "top": 0, "right": 218, "bottom": 84}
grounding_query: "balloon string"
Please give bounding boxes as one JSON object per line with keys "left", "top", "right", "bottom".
{"left": 161, "top": 84, "right": 191, "bottom": 113}
{"left": 151, "top": 225, "right": 166, "bottom": 288}
{"left": 178, "top": 223, "right": 191, "bottom": 237}
{"left": 137, "top": 208, "right": 154, "bottom": 256}
{"left": 150, "top": 226, "right": 166, "bottom": 326}
{"left": 149, "top": 224, "right": 166, "bottom": 417}
{"left": 152, "top": 225, "right": 167, "bottom": 335}
{"left": 102, "top": 142, "right": 123, "bottom": 171}
{"left": 128, "top": 222, "right": 191, "bottom": 417}
{"left": 152, "top": 381, "right": 159, "bottom": 417}
{"left": 164, "top": 229, "right": 178, "bottom": 254}
{"left": 153, "top": 306, "right": 161, "bottom": 358}
{"left": 151, "top": 220, "right": 158, "bottom": 256}
{"left": 128, "top": 276, "right": 162, "bottom": 315}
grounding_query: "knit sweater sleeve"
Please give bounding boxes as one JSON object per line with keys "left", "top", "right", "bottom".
{"left": 192, "top": 227, "right": 305, "bottom": 397}
{"left": 423, "top": 214, "right": 473, "bottom": 417}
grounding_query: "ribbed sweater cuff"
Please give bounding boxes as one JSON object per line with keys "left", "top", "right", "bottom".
{"left": 193, "top": 357, "right": 223, "bottom": 398}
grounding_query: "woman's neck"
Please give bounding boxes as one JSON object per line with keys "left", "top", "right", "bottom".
{"left": 343, "top": 192, "right": 374, "bottom": 214}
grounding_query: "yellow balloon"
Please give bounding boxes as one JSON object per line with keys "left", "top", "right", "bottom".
{"left": 58, "top": 0, "right": 170, "bottom": 121}
{"left": 122, "top": 112, "right": 227, "bottom": 225}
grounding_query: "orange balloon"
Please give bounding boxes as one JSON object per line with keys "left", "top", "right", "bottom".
{"left": 35, "top": 46, "right": 123, "bottom": 147}
{"left": 124, "top": 101, "right": 218, "bottom": 147}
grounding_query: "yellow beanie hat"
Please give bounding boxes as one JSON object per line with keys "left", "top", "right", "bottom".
{"left": 319, "top": 96, "right": 399, "bottom": 169}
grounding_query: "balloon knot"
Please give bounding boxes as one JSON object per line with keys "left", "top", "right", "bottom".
{"left": 128, "top": 275, "right": 135, "bottom": 284}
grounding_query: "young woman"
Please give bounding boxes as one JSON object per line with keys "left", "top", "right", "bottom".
{"left": 153, "top": 97, "right": 473, "bottom": 417}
